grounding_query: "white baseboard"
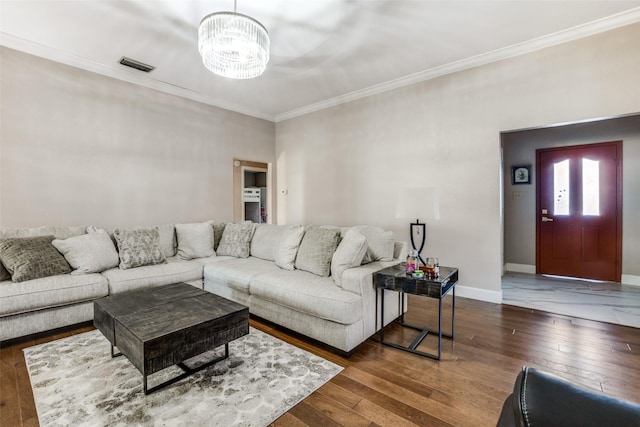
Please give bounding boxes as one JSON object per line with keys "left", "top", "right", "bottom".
{"left": 622, "top": 274, "right": 640, "bottom": 287}
{"left": 456, "top": 285, "right": 502, "bottom": 304}
{"left": 504, "top": 263, "right": 536, "bottom": 274}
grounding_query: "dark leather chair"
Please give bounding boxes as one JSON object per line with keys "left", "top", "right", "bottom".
{"left": 497, "top": 367, "right": 640, "bottom": 427}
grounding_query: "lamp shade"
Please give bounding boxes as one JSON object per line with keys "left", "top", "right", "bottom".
{"left": 395, "top": 187, "right": 440, "bottom": 220}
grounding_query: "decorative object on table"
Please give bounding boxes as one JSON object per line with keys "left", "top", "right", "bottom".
{"left": 198, "top": 0, "right": 270, "bottom": 79}
{"left": 395, "top": 187, "right": 440, "bottom": 265}
{"left": 511, "top": 165, "right": 531, "bottom": 185}
{"left": 424, "top": 257, "right": 439, "bottom": 278}
{"left": 406, "top": 249, "right": 419, "bottom": 274}
{"left": 24, "top": 328, "right": 342, "bottom": 427}
{"left": 411, "top": 270, "right": 424, "bottom": 278}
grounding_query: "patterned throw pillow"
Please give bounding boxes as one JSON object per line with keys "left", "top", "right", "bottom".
{"left": 113, "top": 227, "right": 167, "bottom": 270}
{"left": 216, "top": 222, "right": 255, "bottom": 258}
{"left": 295, "top": 226, "right": 341, "bottom": 277}
{"left": 0, "top": 235, "right": 71, "bottom": 282}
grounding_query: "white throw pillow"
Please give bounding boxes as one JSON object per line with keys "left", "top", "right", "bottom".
{"left": 250, "top": 224, "right": 288, "bottom": 262}
{"left": 353, "top": 226, "right": 395, "bottom": 263}
{"left": 175, "top": 222, "right": 215, "bottom": 260}
{"left": 275, "top": 226, "right": 305, "bottom": 270}
{"left": 331, "top": 229, "right": 368, "bottom": 286}
{"left": 52, "top": 230, "right": 119, "bottom": 274}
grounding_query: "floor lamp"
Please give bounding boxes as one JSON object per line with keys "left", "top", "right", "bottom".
{"left": 395, "top": 187, "right": 440, "bottom": 265}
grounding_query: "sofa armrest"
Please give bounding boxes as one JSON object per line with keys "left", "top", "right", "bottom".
{"left": 341, "top": 259, "right": 402, "bottom": 296}
{"left": 497, "top": 367, "right": 640, "bottom": 427}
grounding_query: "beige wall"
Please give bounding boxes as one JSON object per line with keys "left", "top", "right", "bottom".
{"left": 502, "top": 115, "right": 640, "bottom": 278}
{"left": 0, "top": 47, "right": 275, "bottom": 228}
{"left": 275, "top": 23, "right": 640, "bottom": 302}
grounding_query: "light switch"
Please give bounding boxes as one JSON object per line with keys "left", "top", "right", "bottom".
{"left": 512, "top": 191, "right": 522, "bottom": 200}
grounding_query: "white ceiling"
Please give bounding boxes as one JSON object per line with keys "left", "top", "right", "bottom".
{"left": 2, "top": 1, "right": 640, "bottom": 121}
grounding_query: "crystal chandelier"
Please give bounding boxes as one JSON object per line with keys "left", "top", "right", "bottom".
{"left": 198, "top": 0, "right": 270, "bottom": 79}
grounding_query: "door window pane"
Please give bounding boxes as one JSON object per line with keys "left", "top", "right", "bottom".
{"left": 583, "top": 158, "right": 600, "bottom": 216}
{"left": 554, "top": 159, "right": 570, "bottom": 215}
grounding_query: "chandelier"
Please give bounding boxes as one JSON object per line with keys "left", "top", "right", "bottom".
{"left": 198, "top": 0, "right": 270, "bottom": 79}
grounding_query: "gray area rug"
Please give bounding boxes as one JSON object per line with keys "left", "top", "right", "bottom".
{"left": 24, "top": 327, "right": 343, "bottom": 426}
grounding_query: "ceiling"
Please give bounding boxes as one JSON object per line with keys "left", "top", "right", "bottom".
{"left": 2, "top": 1, "right": 640, "bottom": 122}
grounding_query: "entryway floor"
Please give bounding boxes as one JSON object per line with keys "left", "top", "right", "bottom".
{"left": 502, "top": 272, "right": 640, "bottom": 329}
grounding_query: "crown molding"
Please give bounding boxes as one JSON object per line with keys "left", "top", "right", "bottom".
{"left": 0, "top": 32, "right": 276, "bottom": 122}
{"left": 2, "top": 6, "right": 639, "bottom": 124}
{"left": 274, "top": 7, "right": 640, "bottom": 122}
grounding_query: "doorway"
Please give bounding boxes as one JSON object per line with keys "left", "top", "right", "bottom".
{"left": 536, "top": 141, "right": 622, "bottom": 281}
{"left": 233, "top": 159, "right": 273, "bottom": 224}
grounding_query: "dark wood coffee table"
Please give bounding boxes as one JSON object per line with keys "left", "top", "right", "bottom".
{"left": 94, "top": 282, "right": 249, "bottom": 394}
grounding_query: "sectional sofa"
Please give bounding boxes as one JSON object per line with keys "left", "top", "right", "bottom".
{"left": 0, "top": 221, "right": 407, "bottom": 353}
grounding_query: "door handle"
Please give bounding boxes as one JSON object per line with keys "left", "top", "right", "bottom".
{"left": 542, "top": 217, "right": 554, "bottom": 222}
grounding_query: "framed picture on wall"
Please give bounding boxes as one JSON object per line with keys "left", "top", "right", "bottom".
{"left": 512, "top": 165, "right": 531, "bottom": 185}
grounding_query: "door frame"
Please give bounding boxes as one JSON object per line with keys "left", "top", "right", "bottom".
{"left": 233, "top": 158, "right": 273, "bottom": 224}
{"left": 535, "top": 141, "right": 623, "bottom": 281}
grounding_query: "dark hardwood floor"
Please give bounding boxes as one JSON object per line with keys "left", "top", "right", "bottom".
{"left": 2, "top": 295, "right": 639, "bottom": 426}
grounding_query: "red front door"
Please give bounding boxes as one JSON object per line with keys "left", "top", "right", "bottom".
{"left": 536, "top": 141, "right": 622, "bottom": 282}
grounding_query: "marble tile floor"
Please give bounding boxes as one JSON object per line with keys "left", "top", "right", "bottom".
{"left": 502, "top": 272, "right": 640, "bottom": 329}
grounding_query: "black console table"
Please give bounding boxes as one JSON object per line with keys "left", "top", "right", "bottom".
{"left": 375, "top": 264, "right": 458, "bottom": 360}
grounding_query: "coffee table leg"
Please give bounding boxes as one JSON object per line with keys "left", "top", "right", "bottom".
{"left": 144, "top": 343, "right": 231, "bottom": 395}
{"left": 111, "top": 344, "right": 122, "bottom": 358}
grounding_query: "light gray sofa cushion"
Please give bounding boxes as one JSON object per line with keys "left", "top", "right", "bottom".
{"left": 275, "top": 226, "right": 305, "bottom": 270}
{"left": 294, "top": 226, "right": 340, "bottom": 277}
{"left": 203, "top": 257, "right": 281, "bottom": 293}
{"left": 250, "top": 270, "right": 362, "bottom": 325}
{"left": 217, "top": 222, "right": 255, "bottom": 258}
{"left": 0, "top": 273, "right": 108, "bottom": 316}
{"left": 52, "top": 230, "right": 119, "bottom": 274}
{"left": 250, "top": 224, "right": 288, "bottom": 262}
{"left": 101, "top": 257, "right": 202, "bottom": 294}
{"left": 0, "top": 236, "right": 72, "bottom": 282}
{"left": 113, "top": 227, "right": 167, "bottom": 270}
{"left": 353, "top": 225, "right": 395, "bottom": 263}
{"left": 331, "top": 229, "right": 368, "bottom": 286}
{"left": 175, "top": 222, "right": 215, "bottom": 260}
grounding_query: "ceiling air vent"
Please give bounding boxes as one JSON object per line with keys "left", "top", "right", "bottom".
{"left": 119, "top": 57, "right": 155, "bottom": 73}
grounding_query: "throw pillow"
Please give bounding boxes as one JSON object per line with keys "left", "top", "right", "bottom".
{"left": 274, "top": 226, "right": 305, "bottom": 270}
{"left": 295, "top": 226, "right": 341, "bottom": 277}
{"left": 353, "top": 226, "right": 395, "bottom": 263}
{"left": 251, "top": 224, "right": 288, "bottom": 262}
{"left": 175, "top": 222, "right": 215, "bottom": 260}
{"left": 0, "top": 263, "right": 9, "bottom": 282}
{"left": 52, "top": 230, "right": 119, "bottom": 274}
{"left": 216, "top": 222, "right": 255, "bottom": 258}
{"left": 113, "top": 227, "right": 167, "bottom": 270}
{"left": 0, "top": 235, "right": 71, "bottom": 282}
{"left": 88, "top": 224, "right": 176, "bottom": 258}
{"left": 331, "top": 229, "right": 368, "bottom": 286}
{"left": 205, "top": 221, "right": 227, "bottom": 251}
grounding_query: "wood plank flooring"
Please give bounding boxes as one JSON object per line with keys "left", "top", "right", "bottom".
{"left": 1, "top": 295, "right": 639, "bottom": 426}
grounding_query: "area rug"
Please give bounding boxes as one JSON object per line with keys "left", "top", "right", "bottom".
{"left": 24, "top": 327, "right": 343, "bottom": 427}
